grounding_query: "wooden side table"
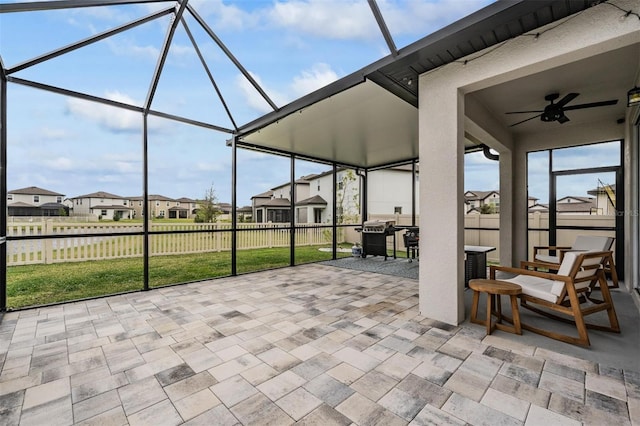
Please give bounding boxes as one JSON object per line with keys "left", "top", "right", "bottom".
{"left": 469, "top": 279, "right": 522, "bottom": 336}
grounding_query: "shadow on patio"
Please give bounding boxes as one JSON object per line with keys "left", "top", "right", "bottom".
{"left": 0, "top": 263, "right": 637, "bottom": 425}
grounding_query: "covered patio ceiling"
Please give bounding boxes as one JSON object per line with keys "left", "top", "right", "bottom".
{"left": 235, "top": 0, "right": 628, "bottom": 169}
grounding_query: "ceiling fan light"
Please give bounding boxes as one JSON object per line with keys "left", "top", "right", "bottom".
{"left": 628, "top": 87, "right": 640, "bottom": 107}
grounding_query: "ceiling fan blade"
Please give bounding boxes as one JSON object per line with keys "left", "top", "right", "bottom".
{"left": 509, "top": 114, "right": 542, "bottom": 127}
{"left": 557, "top": 114, "right": 570, "bottom": 124}
{"left": 505, "top": 110, "right": 544, "bottom": 114}
{"left": 555, "top": 92, "right": 579, "bottom": 108}
{"left": 563, "top": 99, "right": 618, "bottom": 111}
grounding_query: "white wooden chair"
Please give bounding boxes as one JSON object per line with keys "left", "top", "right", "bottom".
{"left": 490, "top": 250, "right": 620, "bottom": 347}
{"left": 526, "top": 235, "right": 618, "bottom": 288}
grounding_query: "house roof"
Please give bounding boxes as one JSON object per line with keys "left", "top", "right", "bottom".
{"left": 558, "top": 196, "right": 594, "bottom": 203}
{"left": 40, "top": 202, "right": 67, "bottom": 210}
{"left": 251, "top": 190, "right": 273, "bottom": 200}
{"left": 90, "top": 205, "right": 134, "bottom": 210}
{"left": 168, "top": 206, "right": 188, "bottom": 211}
{"left": 176, "top": 197, "right": 196, "bottom": 203}
{"left": 72, "top": 191, "right": 122, "bottom": 199}
{"left": 587, "top": 184, "right": 616, "bottom": 196}
{"left": 8, "top": 201, "right": 35, "bottom": 208}
{"left": 296, "top": 195, "right": 328, "bottom": 206}
{"left": 262, "top": 198, "right": 291, "bottom": 207}
{"left": 9, "top": 186, "right": 63, "bottom": 196}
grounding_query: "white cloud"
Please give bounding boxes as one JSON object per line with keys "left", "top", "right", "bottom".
{"left": 44, "top": 157, "right": 74, "bottom": 171}
{"left": 107, "top": 37, "right": 160, "bottom": 61}
{"left": 187, "top": 0, "right": 258, "bottom": 30}
{"left": 236, "top": 72, "right": 284, "bottom": 114}
{"left": 39, "top": 127, "right": 74, "bottom": 140}
{"left": 268, "top": 0, "right": 376, "bottom": 40}
{"left": 291, "top": 63, "right": 338, "bottom": 97}
{"left": 66, "top": 91, "right": 142, "bottom": 133}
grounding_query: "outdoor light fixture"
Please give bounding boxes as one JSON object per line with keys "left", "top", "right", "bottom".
{"left": 628, "top": 86, "right": 640, "bottom": 107}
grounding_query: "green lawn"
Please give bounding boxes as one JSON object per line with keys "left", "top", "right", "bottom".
{"left": 6, "top": 245, "right": 352, "bottom": 309}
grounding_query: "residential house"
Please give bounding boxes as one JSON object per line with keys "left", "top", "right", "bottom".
{"left": 529, "top": 196, "right": 597, "bottom": 215}
{"left": 69, "top": 191, "right": 133, "bottom": 220}
{"left": 7, "top": 186, "right": 68, "bottom": 216}
{"left": 251, "top": 166, "right": 420, "bottom": 224}
{"left": 588, "top": 183, "right": 616, "bottom": 215}
{"left": 465, "top": 190, "right": 538, "bottom": 214}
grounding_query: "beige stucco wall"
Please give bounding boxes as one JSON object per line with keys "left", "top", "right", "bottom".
{"left": 418, "top": 0, "right": 639, "bottom": 324}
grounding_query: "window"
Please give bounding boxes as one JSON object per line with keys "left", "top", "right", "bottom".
{"left": 139, "top": 201, "right": 142, "bottom": 206}
{"left": 101, "top": 210, "right": 107, "bottom": 216}
{"left": 166, "top": 201, "right": 170, "bottom": 206}
{"left": 338, "top": 182, "right": 344, "bottom": 190}
{"left": 159, "top": 210, "right": 165, "bottom": 217}
{"left": 394, "top": 206, "right": 402, "bottom": 214}
{"left": 33, "top": 195, "right": 39, "bottom": 203}
{"left": 56, "top": 196, "right": 62, "bottom": 203}
{"left": 123, "top": 200, "right": 127, "bottom": 205}
{"left": 317, "top": 184, "right": 320, "bottom": 191}
{"left": 156, "top": 201, "right": 160, "bottom": 206}
{"left": 7, "top": 194, "right": 12, "bottom": 200}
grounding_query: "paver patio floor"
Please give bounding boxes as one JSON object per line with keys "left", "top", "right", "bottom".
{"left": 0, "top": 264, "right": 638, "bottom": 425}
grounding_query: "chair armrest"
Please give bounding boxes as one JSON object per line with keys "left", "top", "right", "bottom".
{"left": 490, "top": 264, "right": 570, "bottom": 282}
{"left": 519, "top": 260, "right": 560, "bottom": 271}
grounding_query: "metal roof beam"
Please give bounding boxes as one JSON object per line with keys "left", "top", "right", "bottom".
{"left": 7, "top": 7, "right": 175, "bottom": 74}
{"left": 0, "top": 0, "right": 174, "bottom": 13}
{"left": 368, "top": 0, "right": 398, "bottom": 57}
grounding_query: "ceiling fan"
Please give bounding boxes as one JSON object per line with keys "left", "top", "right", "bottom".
{"left": 506, "top": 93, "right": 618, "bottom": 127}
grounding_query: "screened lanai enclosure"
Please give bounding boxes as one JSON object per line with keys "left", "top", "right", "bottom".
{"left": 1, "top": 0, "right": 639, "bottom": 314}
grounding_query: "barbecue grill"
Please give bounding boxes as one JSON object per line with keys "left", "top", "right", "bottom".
{"left": 358, "top": 220, "right": 397, "bottom": 260}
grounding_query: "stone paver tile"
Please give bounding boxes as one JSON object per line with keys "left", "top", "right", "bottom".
{"left": 375, "top": 352, "right": 421, "bottom": 381}
{"left": 585, "top": 372, "right": 627, "bottom": 401}
{"left": 257, "top": 347, "right": 301, "bottom": 372}
{"left": 208, "top": 353, "right": 262, "bottom": 381}
{"left": 525, "top": 404, "right": 581, "bottom": 426}
{"left": 23, "top": 377, "right": 70, "bottom": 410}
{"left": 173, "top": 388, "right": 220, "bottom": 421}
{"left": 480, "top": 387, "right": 530, "bottom": 421}
{"left": 291, "top": 353, "right": 341, "bottom": 381}
{"left": 297, "top": 403, "right": 352, "bottom": 426}
{"left": 289, "top": 343, "right": 320, "bottom": 362}
{"left": 498, "top": 363, "right": 541, "bottom": 387}
{"left": 397, "top": 374, "right": 452, "bottom": 408}
{"left": 75, "top": 405, "right": 128, "bottom": 426}
{"left": 539, "top": 370, "right": 585, "bottom": 403}
{"left": 378, "top": 387, "right": 424, "bottom": 421}
{"left": 231, "top": 393, "right": 294, "bottom": 426}
{"left": 443, "top": 369, "right": 491, "bottom": 402}
{"left": 350, "top": 370, "right": 398, "bottom": 402}
{"left": 426, "top": 352, "right": 463, "bottom": 372}
{"left": 585, "top": 389, "right": 629, "bottom": 418}
{"left": 18, "top": 395, "right": 73, "bottom": 426}
{"left": 257, "top": 370, "right": 307, "bottom": 401}
{"left": 624, "top": 370, "right": 640, "bottom": 398}
{"left": 548, "top": 393, "right": 631, "bottom": 425}
{"left": 275, "top": 387, "right": 323, "bottom": 421}
{"left": 409, "top": 403, "right": 465, "bottom": 426}
{"left": 411, "top": 360, "right": 452, "bottom": 386}
{"left": 127, "top": 399, "right": 183, "bottom": 426}
{"left": 240, "top": 362, "right": 279, "bottom": 386}
{"left": 628, "top": 397, "right": 640, "bottom": 425}
{"left": 535, "top": 347, "right": 598, "bottom": 373}
{"left": 117, "top": 376, "right": 166, "bottom": 416}
{"left": 210, "top": 375, "right": 258, "bottom": 408}
{"left": 303, "top": 374, "right": 354, "bottom": 407}
{"left": 183, "top": 404, "right": 240, "bottom": 426}
{"left": 378, "top": 335, "right": 416, "bottom": 354}
{"left": 182, "top": 347, "right": 222, "bottom": 373}
{"left": 458, "top": 352, "right": 503, "bottom": 380}
{"left": 71, "top": 372, "right": 129, "bottom": 403}
{"left": 332, "top": 346, "right": 381, "bottom": 371}
{"left": 491, "top": 374, "right": 550, "bottom": 408}
{"left": 0, "top": 374, "right": 42, "bottom": 397}
{"left": 442, "top": 393, "right": 520, "bottom": 426}
{"left": 163, "top": 371, "right": 217, "bottom": 402}
{"left": 72, "top": 389, "right": 121, "bottom": 423}
{"left": 0, "top": 389, "right": 24, "bottom": 412}
{"left": 155, "top": 363, "right": 196, "bottom": 387}
{"left": 336, "top": 392, "right": 405, "bottom": 426}
{"left": 544, "top": 361, "right": 586, "bottom": 382}
{"left": 482, "top": 335, "right": 536, "bottom": 356}
{"left": 215, "top": 344, "right": 249, "bottom": 362}
{"left": 327, "top": 362, "right": 365, "bottom": 385}
{"left": 0, "top": 406, "right": 20, "bottom": 426}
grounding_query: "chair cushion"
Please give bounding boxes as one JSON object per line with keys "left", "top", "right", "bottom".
{"left": 572, "top": 235, "right": 613, "bottom": 251}
{"left": 502, "top": 275, "right": 558, "bottom": 303}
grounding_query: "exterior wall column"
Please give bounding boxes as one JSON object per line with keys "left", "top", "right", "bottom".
{"left": 418, "top": 85, "right": 465, "bottom": 325}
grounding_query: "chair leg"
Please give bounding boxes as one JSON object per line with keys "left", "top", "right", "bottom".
{"left": 485, "top": 293, "right": 493, "bottom": 335}
{"left": 597, "top": 271, "right": 621, "bottom": 332}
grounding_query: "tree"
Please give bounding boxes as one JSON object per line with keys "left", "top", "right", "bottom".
{"left": 479, "top": 203, "right": 495, "bottom": 214}
{"left": 336, "top": 169, "right": 360, "bottom": 224}
{"left": 195, "top": 184, "right": 221, "bottom": 223}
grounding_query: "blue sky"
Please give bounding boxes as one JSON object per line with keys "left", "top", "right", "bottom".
{"left": 3, "top": 0, "right": 617, "bottom": 208}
